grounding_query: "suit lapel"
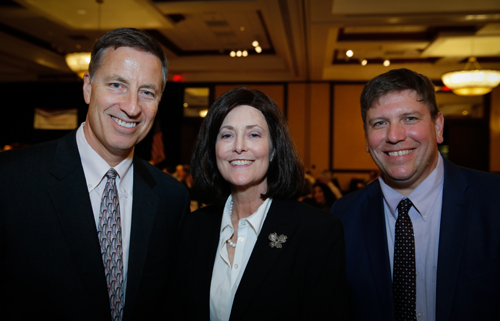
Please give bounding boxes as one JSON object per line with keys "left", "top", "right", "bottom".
{"left": 48, "top": 131, "right": 110, "bottom": 320}
{"left": 436, "top": 159, "right": 470, "bottom": 321}
{"left": 122, "top": 157, "right": 159, "bottom": 320}
{"left": 230, "top": 199, "right": 297, "bottom": 320}
{"left": 363, "top": 183, "right": 395, "bottom": 321}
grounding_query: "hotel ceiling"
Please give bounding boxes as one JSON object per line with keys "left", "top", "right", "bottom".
{"left": 0, "top": 0, "right": 499, "bottom": 83}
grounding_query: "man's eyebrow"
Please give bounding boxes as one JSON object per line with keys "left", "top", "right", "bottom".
{"left": 141, "top": 83, "right": 159, "bottom": 91}
{"left": 367, "top": 115, "right": 388, "bottom": 122}
{"left": 105, "top": 75, "right": 129, "bottom": 85}
{"left": 400, "top": 111, "right": 424, "bottom": 117}
{"left": 104, "top": 75, "right": 158, "bottom": 91}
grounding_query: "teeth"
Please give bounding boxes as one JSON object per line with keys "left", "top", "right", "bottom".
{"left": 230, "top": 160, "right": 253, "bottom": 165}
{"left": 112, "top": 116, "right": 137, "bottom": 128}
{"left": 388, "top": 150, "right": 413, "bottom": 157}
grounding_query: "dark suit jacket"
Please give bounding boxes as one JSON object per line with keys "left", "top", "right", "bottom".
{"left": 168, "top": 199, "right": 349, "bottom": 320}
{"left": 331, "top": 157, "right": 500, "bottom": 321}
{"left": 0, "top": 131, "right": 190, "bottom": 321}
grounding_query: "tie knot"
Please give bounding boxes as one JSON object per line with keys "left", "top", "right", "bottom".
{"left": 397, "top": 198, "right": 413, "bottom": 214}
{"left": 105, "top": 168, "right": 118, "bottom": 179}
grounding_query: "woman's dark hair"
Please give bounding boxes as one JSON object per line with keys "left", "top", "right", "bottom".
{"left": 88, "top": 28, "right": 168, "bottom": 91}
{"left": 312, "top": 182, "right": 336, "bottom": 208}
{"left": 191, "top": 87, "right": 304, "bottom": 204}
{"left": 360, "top": 68, "right": 439, "bottom": 129}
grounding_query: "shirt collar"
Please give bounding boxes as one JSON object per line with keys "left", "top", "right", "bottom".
{"left": 76, "top": 123, "right": 134, "bottom": 195}
{"left": 379, "top": 153, "right": 444, "bottom": 220}
{"left": 221, "top": 195, "right": 273, "bottom": 236}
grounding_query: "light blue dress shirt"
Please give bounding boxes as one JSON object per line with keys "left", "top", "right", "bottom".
{"left": 379, "top": 154, "right": 444, "bottom": 321}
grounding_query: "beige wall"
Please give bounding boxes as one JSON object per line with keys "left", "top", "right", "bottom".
{"left": 287, "top": 83, "right": 308, "bottom": 163}
{"left": 308, "top": 83, "right": 331, "bottom": 177}
{"left": 490, "top": 86, "right": 500, "bottom": 172}
{"left": 286, "top": 83, "right": 331, "bottom": 177}
{"left": 333, "top": 84, "right": 377, "bottom": 171}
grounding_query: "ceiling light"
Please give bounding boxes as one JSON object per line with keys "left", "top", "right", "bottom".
{"left": 199, "top": 109, "right": 208, "bottom": 118}
{"left": 346, "top": 50, "right": 353, "bottom": 57}
{"left": 230, "top": 49, "right": 250, "bottom": 57}
{"left": 66, "top": 0, "right": 103, "bottom": 78}
{"left": 383, "top": 59, "right": 390, "bottom": 67}
{"left": 441, "top": 57, "right": 500, "bottom": 96}
{"left": 252, "top": 41, "right": 259, "bottom": 47}
{"left": 255, "top": 46, "right": 262, "bottom": 53}
{"left": 361, "top": 59, "right": 368, "bottom": 66}
{"left": 65, "top": 52, "right": 91, "bottom": 78}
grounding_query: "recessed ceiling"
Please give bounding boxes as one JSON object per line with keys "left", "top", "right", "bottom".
{"left": 421, "top": 35, "right": 500, "bottom": 57}
{"left": 0, "top": 0, "right": 498, "bottom": 83}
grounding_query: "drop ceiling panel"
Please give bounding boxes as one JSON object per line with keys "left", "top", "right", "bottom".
{"left": 163, "top": 11, "right": 269, "bottom": 52}
{"left": 16, "top": 0, "right": 173, "bottom": 30}
{"left": 331, "top": 0, "right": 500, "bottom": 15}
{"left": 421, "top": 35, "right": 500, "bottom": 57}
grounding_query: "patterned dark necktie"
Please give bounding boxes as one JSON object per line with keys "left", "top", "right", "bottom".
{"left": 98, "top": 169, "right": 124, "bottom": 321}
{"left": 393, "top": 198, "right": 416, "bottom": 320}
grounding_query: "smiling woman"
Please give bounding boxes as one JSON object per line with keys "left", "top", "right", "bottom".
{"left": 215, "top": 105, "right": 272, "bottom": 195}
{"left": 167, "top": 87, "right": 349, "bottom": 320}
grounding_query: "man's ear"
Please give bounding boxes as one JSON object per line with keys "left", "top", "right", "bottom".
{"left": 434, "top": 111, "right": 444, "bottom": 144}
{"left": 83, "top": 72, "right": 92, "bottom": 104}
{"left": 365, "top": 132, "right": 370, "bottom": 153}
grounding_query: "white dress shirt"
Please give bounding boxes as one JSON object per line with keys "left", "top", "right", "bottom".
{"left": 380, "top": 154, "right": 444, "bottom": 321}
{"left": 210, "top": 195, "right": 273, "bottom": 321}
{"left": 76, "top": 123, "right": 134, "bottom": 302}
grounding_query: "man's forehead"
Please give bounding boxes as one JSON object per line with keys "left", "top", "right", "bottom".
{"left": 375, "top": 89, "right": 418, "bottom": 105}
{"left": 366, "top": 91, "right": 433, "bottom": 121}
{"left": 101, "top": 46, "right": 158, "bottom": 62}
{"left": 97, "top": 47, "right": 162, "bottom": 83}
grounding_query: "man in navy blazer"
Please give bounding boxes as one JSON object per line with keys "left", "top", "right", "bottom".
{"left": 331, "top": 68, "right": 500, "bottom": 321}
{"left": 0, "top": 28, "right": 189, "bottom": 320}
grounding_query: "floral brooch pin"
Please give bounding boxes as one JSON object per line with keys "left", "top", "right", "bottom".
{"left": 268, "top": 232, "right": 287, "bottom": 248}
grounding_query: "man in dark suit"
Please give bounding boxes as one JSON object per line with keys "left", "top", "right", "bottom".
{"left": 0, "top": 28, "right": 190, "bottom": 321}
{"left": 331, "top": 68, "right": 500, "bottom": 321}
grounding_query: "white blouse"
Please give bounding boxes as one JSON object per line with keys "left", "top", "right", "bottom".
{"left": 209, "top": 195, "right": 273, "bottom": 321}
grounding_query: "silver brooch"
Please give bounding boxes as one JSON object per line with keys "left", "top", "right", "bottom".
{"left": 268, "top": 232, "right": 287, "bottom": 248}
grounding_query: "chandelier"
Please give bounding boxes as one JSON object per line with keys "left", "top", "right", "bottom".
{"left": 441, "top": 57, "right": 500, "bottom": 96}
{"left": 65, "top": 52, "right": 91, "bottom": 79}
{"left": 65, "top": 0, "right": 103, "bottom": 78}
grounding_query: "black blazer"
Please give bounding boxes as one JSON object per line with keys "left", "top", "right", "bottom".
{"left": 331, "top": 157, "right": 500, "bottom": 321}
{"left": 0, "top": 131, "right": 190, "bottom": 321}
{"left": 168, "top": 199, "right": 349, "bottom": 320}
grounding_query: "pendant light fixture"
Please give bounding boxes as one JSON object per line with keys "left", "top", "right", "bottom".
{"left": 441, "top": 57, "right": 500, "bottom": 96}
{"left": 441, "top": 37, "right": 500, "bottom": 96}
{"left": 65, "top": 0, "right": 103, "bottom": 78}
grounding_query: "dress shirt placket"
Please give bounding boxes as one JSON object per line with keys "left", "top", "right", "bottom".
{"left": 220, "top": 226, "right": 234, "bottom": 267}
{"left": 230, "top": 218, "right": 249, "bottom": 288}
